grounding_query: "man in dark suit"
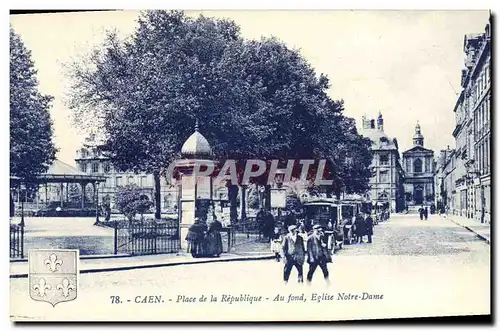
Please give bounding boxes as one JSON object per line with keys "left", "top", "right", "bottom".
{"left": 282, "top": 225, "right": 305, "bottom": 284}
{"left": 306, "top": 225, "right": 330, "bottom": 285}
{"left": 365, "top": 213, "right": 374, "bottom": 243}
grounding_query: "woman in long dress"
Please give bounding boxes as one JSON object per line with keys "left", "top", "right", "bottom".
{"left": 205, "top": 219, "right": 223, "bottom": 257}
{"left": 186, "top": 218, "right": 208, "bottom": 258}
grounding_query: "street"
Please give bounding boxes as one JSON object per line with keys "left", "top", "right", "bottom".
{"left": 10, "top": 214, "right": 490, "bottom": 321}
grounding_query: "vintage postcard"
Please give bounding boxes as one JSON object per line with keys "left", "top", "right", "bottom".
{"left": 9, "top": 9, "right": 491, "bottom": 322}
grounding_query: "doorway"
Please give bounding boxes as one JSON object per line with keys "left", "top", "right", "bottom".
{"left": 414, "top": 186, "right": 423, "bottom": 205}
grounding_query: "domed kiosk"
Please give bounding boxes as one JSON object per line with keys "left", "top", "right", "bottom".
{"left": 176, "top": 122, "right": 218, "bottom": 251}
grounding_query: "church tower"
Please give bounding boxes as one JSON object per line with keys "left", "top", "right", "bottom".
{"left": 413, "top": 122, "right": 424, "bottom": 147}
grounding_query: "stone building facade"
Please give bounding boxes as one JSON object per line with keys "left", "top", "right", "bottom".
{"left": 402, "top": 123, "right": 435, "bottom": 208}
{"left": 441, "top": 18, "right": 491, "bottom": 224}
{"left": 435, "top": 146, "right": 456, "bottom": 213}
{"left": 74, "top": 134, "right": 180, "bottom": 213}
{"left": 360, "top": 113, "right": 405, "bottom": 212}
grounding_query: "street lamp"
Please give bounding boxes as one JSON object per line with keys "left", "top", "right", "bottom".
{"left": 95, "top": 181, "right": 100, "bottom": 224}
{"left": 20, "top": 183, "right": 26, "bottom": 228}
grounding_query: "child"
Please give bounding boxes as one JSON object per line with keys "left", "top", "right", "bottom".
{"left": 270, "top": 226, "right": 282, "bottom": 262}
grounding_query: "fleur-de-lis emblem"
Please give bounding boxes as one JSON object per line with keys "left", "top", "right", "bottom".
{"left": 33, "top": 278, "right": 51, "bottom": 297}
{"left": 44, "top": 253, "right": 63, "bottom": 272}
{"left": 57, "top": 278, "right": 76, "bottom": 298}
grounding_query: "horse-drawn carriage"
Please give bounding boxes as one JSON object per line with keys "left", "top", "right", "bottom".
{"left": 303, "top": 198, "right": 369, "bottom": 251}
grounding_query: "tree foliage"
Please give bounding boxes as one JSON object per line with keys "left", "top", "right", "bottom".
{"left": 10, "top": 27, "right": 57, "bottom": 181}
{"left": 115, "top": 184, "right": 154, "bottom": 222}
{"left": 65, "top": 10, "right": 373, "bottom": 211}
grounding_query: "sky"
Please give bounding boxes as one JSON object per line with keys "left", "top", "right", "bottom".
{"left": 10, "top": 10, "right": 490, "bottom": 166}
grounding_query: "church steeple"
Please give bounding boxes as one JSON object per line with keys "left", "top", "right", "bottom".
{"left": 413, "top": 121, "right": 424, "bottom": 147}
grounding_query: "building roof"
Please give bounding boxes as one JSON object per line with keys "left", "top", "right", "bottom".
{"left": 402, "top": 145, "right": 434, "bottom": 155}
{"left": 181, "top": 122, "right": 213, "bottom": 159}
{"left": 10, "top": 159, "right": 107, "bottom": 184}
{"left": 360, "top": 128, "right": 398, "bottom": 151}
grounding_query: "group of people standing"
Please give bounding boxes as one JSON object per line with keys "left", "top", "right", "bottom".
{"left": 185, "top": 216, "right": 224, "bottom": 258}
{"left": 419, "top": 206, "right": 429, "bottom": 220}
{"left": 343, "top": 213, "right": 375, "bottom": 244}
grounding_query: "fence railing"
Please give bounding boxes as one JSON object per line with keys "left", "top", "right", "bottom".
{"left": 115, "top": 221, "right": 180, "bottom": 256}
{"left": 10, "top": 224, "right": 24, "bottom": 259}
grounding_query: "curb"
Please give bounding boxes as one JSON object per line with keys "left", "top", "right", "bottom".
{"left": 443, "top": 216, "right": 490, "bottom": 245}
{"left": 10, "top": 254, "right": 275, "bottom": 279}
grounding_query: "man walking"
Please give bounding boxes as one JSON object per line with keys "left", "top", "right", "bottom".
{"left": 365, "top": 213, "right": 374, "bottom": 244}
{"left": 306, "top": 225, "right": 330, "bottom": 285}
{"left": 282, "top": 225, "right": 305, "bottom": 284}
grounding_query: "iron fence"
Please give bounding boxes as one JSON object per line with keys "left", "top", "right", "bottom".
{"left": 10, "top": 224, "right": 24, "bottom": 259}
{"left": 115, "top": 220, "right": 180, "bottom": 256}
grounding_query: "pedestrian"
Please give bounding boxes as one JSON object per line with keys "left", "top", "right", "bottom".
{"left": 306, "top": 225, "right": 331, "bottom": 285}
{"left": 185, "top": 218, "right": 208, "bottom": 258}
{"left": 355, "top": 213, "right": 366, "bottom": 243}
{"left": 264, "top": 211, "right": 275, "bottom": 241}
{"left": 419, "top": 207, "right": 424, "bottom": 220}
{"left": 424, "top": 207, "right": 428, "bottom": 220}
{"left": 365, "top": 213, "right": 374, "bottom": 243}
{"left": 284, "top": 210, "right": 296, "bottom": 230}
{"left": 256, "top": 209, "right": 266, "bottom": 239}
{"left": 205, "top": 217, "right": 223, "bottom": 257}
{"left": 282, "top": 225, "right": 305, "bottom": 284}
{"left": 325, "top": 220, "right": 335, "bottom": 254}
{"left": 270, "top": 226, "right": 283, "bottom": 262}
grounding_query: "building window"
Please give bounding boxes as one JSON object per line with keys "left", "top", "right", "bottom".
{"left": 81, "top": 149, "right": 88, "bottom": 158}
{"left": 379, "top": 171, "right": 389, "bottom": 183}
{"left": 414, "top": 158, "right": 422, "bottom": 173}
{"left": 128, "top": 176, "right": 135, "bottom": 185}
{"left": 80, "top": 163, "right": 87, "bottom": 173}
{"left": 425, "top": 158, "right": 431, "bottom": 172}
{"left": 92, "top": 163, "right": 99, "bottom": 173}
{"left": 104, "top": 163, "right": 111, "bottom": 173}
{"left": 116, "top": 176, "right": 122, "bottom": 187}
{"left": 379, "top": 154, "right": 389, "bottom": 166}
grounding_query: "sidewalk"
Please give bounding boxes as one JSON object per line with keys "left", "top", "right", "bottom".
{"left": 441, "top": 214, "right": 491, "bottom": 244}
{"left": 10, "top": 237, "right": 274, "bottom": 278}
{"left": 10, "top": 251, "right": 274, "bottom": 279}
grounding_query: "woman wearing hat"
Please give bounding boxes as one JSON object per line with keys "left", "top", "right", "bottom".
{"left": 282, "top": 224, "right": 306, "bottom": 284}
{"left": 185, "top": 217, "right": 208, "bottom": 257}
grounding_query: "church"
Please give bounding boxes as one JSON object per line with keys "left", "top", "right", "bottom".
{"left": 402, "top": 123, "right": 435, "bottom": 209}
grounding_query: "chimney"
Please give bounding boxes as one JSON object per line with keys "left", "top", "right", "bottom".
{"left": 377, "top": 112, "right": 384, "bottom": 132}
{"left": 361, "top": 115, "right": 369, "bottom": 129}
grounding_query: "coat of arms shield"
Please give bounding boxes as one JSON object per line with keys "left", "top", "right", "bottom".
{"left": 29, "top": 249, "right": 79, "bottom": 307}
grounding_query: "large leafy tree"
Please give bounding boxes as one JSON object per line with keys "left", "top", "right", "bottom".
{"left": 66, "top": 11, "right": 272, "bottom": 219}
{"left": 65, "top": 10, "right": 372, "bottom": 220}
{"left": 10, "top": 27, "right": 57, "bottom": 182}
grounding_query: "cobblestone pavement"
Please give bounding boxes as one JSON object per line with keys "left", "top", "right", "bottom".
{"left": 10, "top": 214, "right": 490, "bottom": 321}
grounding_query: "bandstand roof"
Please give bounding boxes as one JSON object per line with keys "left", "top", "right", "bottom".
{"left": 11, "top": 159, "right": 106, "bottom": 184}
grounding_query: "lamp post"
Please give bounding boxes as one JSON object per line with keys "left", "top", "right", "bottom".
{"left": 95, "top": 181, "right": 100, "bottom": 224}
{"left": 20, "top": 183, "right": 26, "bottom": 228}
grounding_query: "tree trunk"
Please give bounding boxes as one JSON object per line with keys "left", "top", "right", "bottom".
{"left": 153, "top": 172, "right": 161, "bottom": 220}
{"left": 241, "top": 185, "right": 247, "bottom": 223}
{"left": 264, "top": 185, "right": 271, "bottom": 211}
{"left": 229, "top": 185, "right": 239, "bottom": 225}
{"left": 9, "top": 192, "right": 14, "bottom": 218}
